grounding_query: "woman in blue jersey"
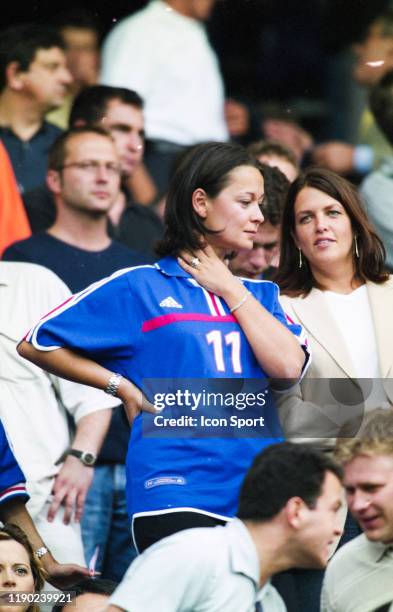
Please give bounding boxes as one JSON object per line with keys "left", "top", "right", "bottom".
{"left": 18, "top": 142, "right": 309, "bottom": 552}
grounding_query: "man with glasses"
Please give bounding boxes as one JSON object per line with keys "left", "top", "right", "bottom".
{"left": 2, "top": 126, "right": 147, "bottom": 289}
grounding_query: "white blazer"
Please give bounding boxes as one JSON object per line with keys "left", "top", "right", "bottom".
{"left": 276, "top": 278, "right": 393, "bottom": 450}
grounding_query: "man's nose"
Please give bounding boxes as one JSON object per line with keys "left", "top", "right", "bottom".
{"left": 128, "top": 133, "right": 144, "bottom": 153}
{"left": 349, "top": 490, "right": 371, "bottom": 514}
{"left": 250, "top": 247, "right": 268, "bottom": 270}
{"left": 59, "top": 66, "right": 73, "bottom": 85}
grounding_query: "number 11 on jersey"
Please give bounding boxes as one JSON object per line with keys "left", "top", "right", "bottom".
{"left": 206, "top": 330, "right": 242, "bottom": 374}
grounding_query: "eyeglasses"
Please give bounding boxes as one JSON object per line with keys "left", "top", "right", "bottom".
{"left": 59, "top": 161, "right": 122, "bottom": 176}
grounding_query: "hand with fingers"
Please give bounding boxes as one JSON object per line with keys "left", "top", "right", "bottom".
{"left": 47, "top": 455, "right": 94, "bottom": 525}
{"left": 178, "top": 245, "right": 242, "bottom": 298}
{"left": 44, "top": 558, "right": 98, "bottom": 589}
{"left": 117, "top": 377, "right": 160, "bottom": 424}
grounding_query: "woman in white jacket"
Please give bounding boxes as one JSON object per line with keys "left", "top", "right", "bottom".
{"left": 272, "top": 166, "right": 392, "bottom": 612}
{"left": 274, "top": 166, "right": 392, "bottom": 448}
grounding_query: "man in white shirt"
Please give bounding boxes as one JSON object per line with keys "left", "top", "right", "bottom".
{"left": 100, "top": 0, "right": 228, "bottom": 193}
{"left": 105, "top": 442, "right": 344, "bottom": 612}
{"left": 322, "top": 410, "right": 393, "bottom": 612}
{"left": 0, "top": 261, "right": 118, "bottom": 565}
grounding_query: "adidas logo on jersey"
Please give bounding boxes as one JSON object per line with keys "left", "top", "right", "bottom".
{"left": 159, "top": 296, "right": 183, "bottom": 308}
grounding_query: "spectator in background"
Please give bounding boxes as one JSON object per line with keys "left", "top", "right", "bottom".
{"left": 47, "top": 9, "right": 101, "bottom": 130}
{"left": 69, "top": 85, "right": 163, "bottom": 253}
{"left": 360, "top": 70, "right": 393, "bottom": 271}
{"left": 230, "top": 164, "right": 290, "bottom": 280}
{"left": 0, "top": 24, "right": 72, "bottom": 193}
{"left": 248, "top": 140, "right": 300, "bottom": 183}
{"left": 100, "top": 0, "right": 228, "bottom": 194}
{"left": 23, "top": 86, "right": 163, "bottom": 257}
{"left": 312, "top": 9, "right": 393, "bottom": 176}
{"left": 2, "top": 127, "right": 146, "bottom": 289}
{"left": 322, "top": 410, "right": 393, "bottom": 612}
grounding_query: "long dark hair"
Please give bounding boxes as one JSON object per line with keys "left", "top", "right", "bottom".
{"left": 156, "top": 142, "right": 261, "bottom": 257}
{"left": 274, "top": 167, "right": 388, "bottom": 296}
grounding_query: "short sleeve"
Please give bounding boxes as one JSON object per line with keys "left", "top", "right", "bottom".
{"left": 26, "top": 270, "right": 139, "bottom": 363}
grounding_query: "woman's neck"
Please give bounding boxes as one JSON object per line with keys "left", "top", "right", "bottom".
{"left": 311, "top": 261, "right": 363, "bottom": 294}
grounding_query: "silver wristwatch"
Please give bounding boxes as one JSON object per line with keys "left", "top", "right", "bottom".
{"left": 105, "top": 372, "right": 123, "bottom": 397}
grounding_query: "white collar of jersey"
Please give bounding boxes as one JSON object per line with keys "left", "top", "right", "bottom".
{"left": 155, "top": 256, "right": 190, "bottom": 278}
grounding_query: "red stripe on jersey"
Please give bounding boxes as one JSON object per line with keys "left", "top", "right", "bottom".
{"left": 40, "top": 295, "right": 75, "bottom": 319}
{"left": 0, "top": 485, "right": 27, "bottom": 499}
{"left": 209, "top": 292, "right": 221, "bottom": 316}
{"left": 23, "top": 295, "right": 75, "bottom": 340}
{"left": 142, "top": 313, "right": 236, "bottom": 332}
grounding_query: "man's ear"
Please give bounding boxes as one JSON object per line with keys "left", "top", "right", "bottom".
{"left": 285, "top": 497, "right": 308, "bottom": 530}
{"left": 6, "top": 62, "right": 26, "bottom": 91}
{"left": 46, "top": 170, "right": 62, "bottom": 196}
{"left": 192, "top": 188, "right": 208, "bottom": 219}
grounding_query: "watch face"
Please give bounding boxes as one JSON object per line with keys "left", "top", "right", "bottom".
{"left": 82, "top": 452, "right": 96, "bottom": 466}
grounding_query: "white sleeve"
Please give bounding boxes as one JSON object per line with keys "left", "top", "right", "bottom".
{"left": 320, "top": 572, "right": 337, "bottom": 612}
{"left": 109, "top": 535, "right": 214, "bottom": 612}
{"left": 50, "top": 375, "right": 120, "bottom": 423}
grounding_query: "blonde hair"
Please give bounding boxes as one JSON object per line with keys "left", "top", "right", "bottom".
{"left": 335, "top": 409, "right": 393, "bottom": 464}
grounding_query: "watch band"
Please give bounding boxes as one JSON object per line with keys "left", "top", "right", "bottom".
{"left": 105, "top": 372, "right": 123, "bottom": 397}
{"left": 67, "top": 449, "right": 97, "bottom": 466}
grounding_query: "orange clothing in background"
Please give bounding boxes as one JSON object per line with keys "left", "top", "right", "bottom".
{"left": 0, "top": 140, "right": 31, "bottom": 256}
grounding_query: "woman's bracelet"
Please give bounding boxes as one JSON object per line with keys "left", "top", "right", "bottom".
{"left": 105, "top": 373, "right": 123, "bottom": 396}
{"left": 230, "top": 290, "right": 251, "bottom": 314}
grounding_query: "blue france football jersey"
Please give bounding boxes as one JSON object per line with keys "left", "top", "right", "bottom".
{"left": 28, "top": 257, "right": 309, "bottom": 519}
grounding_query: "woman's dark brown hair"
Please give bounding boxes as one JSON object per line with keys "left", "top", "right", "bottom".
{"left": 274, "top": 167, "right": 388, "bottom": 296}
{"left": 0, "top": 524, "right": 45, "bottom": 612}
{"left": 156, "top": 141, "right": 260, "bottom": 257}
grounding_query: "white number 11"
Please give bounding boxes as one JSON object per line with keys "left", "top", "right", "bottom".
{"left": 206, "top": 330, "right": 242, "bottom": 374}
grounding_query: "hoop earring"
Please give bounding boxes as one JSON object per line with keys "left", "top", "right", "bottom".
{"left": 298, "top": 248, "right": 303, "bottom": 269}
{"left": 354, "top": 235, "right": 359, "bottom": 259}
